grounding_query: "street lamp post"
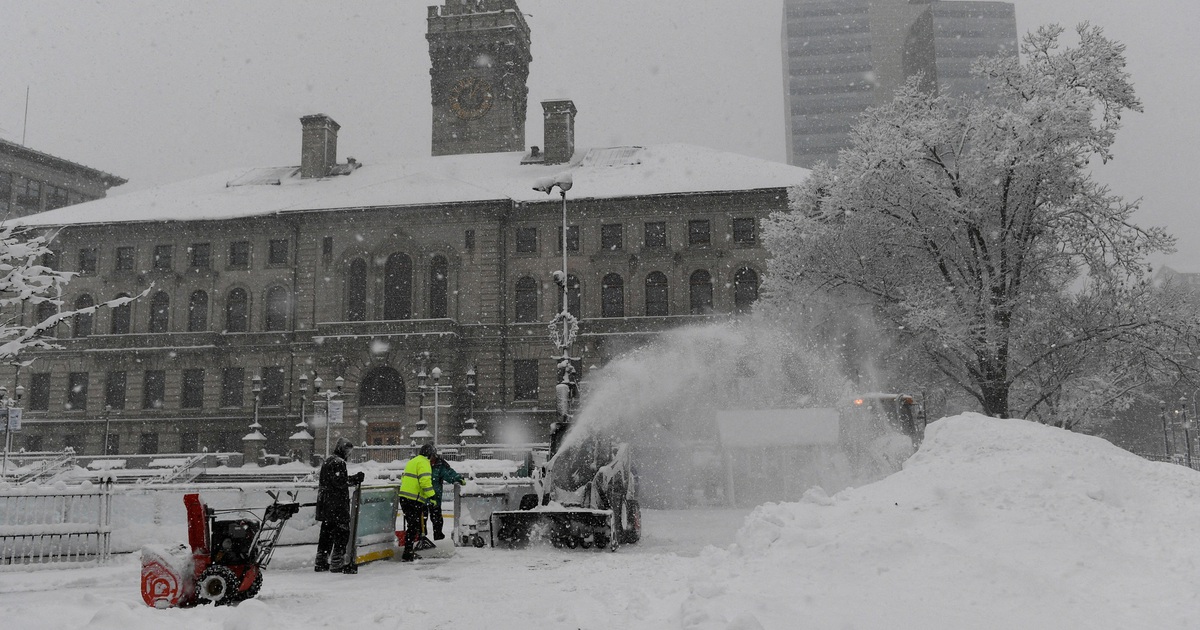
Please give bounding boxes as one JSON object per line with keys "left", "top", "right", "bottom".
{"left": 1161, "top": 400, "right": 1171, "bottom": 458}
{"left": 103, "top": 404, "right": 113, "bottom": 456}
{"left": 1181, "top": 395, "right": 1193, "bottom": 469}
{"left": 0, "top": 385, "right": 24, "bottom": 478}
{"left": 418, "top": 367, "right": 452, "bottom": 449}
{"left": 298, "top": 373, "right": 309, "bottom": 432}
{"left": 533, "top": 173, "right": 581, "bottom": 437}
{"left": 251, "top": 375, "right": 263, "bottom": 432}
{"left": 313, "top": 374, "right": 345, "bottom": 458}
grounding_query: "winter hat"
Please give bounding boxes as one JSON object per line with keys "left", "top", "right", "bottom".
{"left": 419, "top": 443, "right": 436, "bottom": 459}
{"left": 334, "top": 437, "right": 354, "bottom": 458}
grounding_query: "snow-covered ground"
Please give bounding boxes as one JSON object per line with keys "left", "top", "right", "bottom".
{"left": 3, "top": 413, "right": 1198, "bottom": 629}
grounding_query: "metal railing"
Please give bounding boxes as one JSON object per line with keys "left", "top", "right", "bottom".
{"left": 146, "top": 453, "right": 210, "bottom": 485}
{"left": 11, "top": 450, "right": 78, "bottom": 485}
{"left": 0, "top": 480, "right": 113, "bottom": 569}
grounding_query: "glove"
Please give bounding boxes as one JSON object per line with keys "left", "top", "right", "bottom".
{"left": 426, "top": 498, "right": 438, "bottom": 507}
{"left": 459, "top": 478, "right": 468, "bottom": 486}
{"left": 351, "top": 472, "right": 365, "bottom": 484}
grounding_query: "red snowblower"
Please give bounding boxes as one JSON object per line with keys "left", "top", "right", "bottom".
{"left": 140, "top": 490, "right": 301, "bottom": 608}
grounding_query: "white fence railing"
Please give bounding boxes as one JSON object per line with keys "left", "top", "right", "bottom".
{"left": 0, "top": 480, "right": 113, "bottom": 569}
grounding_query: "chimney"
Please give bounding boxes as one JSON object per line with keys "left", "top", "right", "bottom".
{"left": 542, "top": 100, "right": 577, "bottom": 165}
{"left": 300, "top": 114, "right": 340, "bottom": 179}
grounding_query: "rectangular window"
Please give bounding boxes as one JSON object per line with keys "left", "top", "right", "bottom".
{"left": 465, "top": 229, "right": 475, "bottom": 251}
{"left": 732, "top": 217, "right": 757, "bottom": 245}
{"left": 67, "top": 372, "right": 88, "bottom": 411}
{"left": 601, "top": 224, "right": 623, "bottom": 251}
{"left": 105, "top": 433, "right": 119, "bottom": 456}
{"left": 139, "top": 432, "right": 159, "bottom": 455}
{"left": 46, "top": 185, "right": 69, "bottom": 210}
{"left": 64, "top": 433, "right": 85, "bottom": 453}
{"left": 514, "top": 359, "right": 539, "bottom": 401}
{"left": 180, "top": 432, "right": 199, "bottom": 453}
{"left": 268, "top": 239, "right": 289, "bottom": 265}
{"left": 221, "top": 368, "right": 244, "bottom": 408}
{"left": 556, "top": 225, "right": 580, "bottom": 253}
{"left": 143, "top": 370, "right": 165, "bottom": 409}
{"left": 260, "top": 367, "right": 285, "bottom": 407}
{"left": 228, "top": 241, "right": 250, "bottom": 268}
{"left": 153, "top": 245, "right": 173, "bottom": 271}
{"left": 322, "top": 236, "right": 334, "bottom": 260}
{"left": 115, "top": 246, "right": 136, "bottom": 271}
{"left": 645, "top": 222, "right": 667, "bottom": 248}
{"left": 515, "top": 227, "right": 537, "bottom": 254}
{"left": 15, "top": 178, "right": 41, "bottom": 209}
{"left": 0, "top": 172, "right": 11, "bottom": 203}
{"left": 181, "top": 368, "right": 205, "bottom": 409}
{"left": 78, "top": 248, "right": 98, "bottom": 274}
{"left": 189, "top": 243, "right": 212, "bottom": 269}
{"left": 25, "top": 435, "right": 43, "bottom": 452}
{"left": 105, "top": 371, "right": 127, "bottom": 410}
{"left": 688, "top": 219, "right": 711, "bottom": 246}
{"left": 29, "top": 372, "right": 51, "bottom": 411}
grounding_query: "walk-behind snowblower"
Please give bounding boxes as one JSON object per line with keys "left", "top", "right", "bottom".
{"left": 140, "top": 490, "right": 301, "bottom": 608}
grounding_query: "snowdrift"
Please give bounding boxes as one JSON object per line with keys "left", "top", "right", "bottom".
{"left": 681, "top": 413, "right": 1200, "bottom": 629}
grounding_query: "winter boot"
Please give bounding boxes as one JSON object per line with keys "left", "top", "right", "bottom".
{"left": 314, "top": 563, "right": 329, "bottom": 572}
{"left": 433, "top": 532, "right": 445, "bottom": 541}
{"left": 400, "top": 551, "right": 421, "bottom": 562}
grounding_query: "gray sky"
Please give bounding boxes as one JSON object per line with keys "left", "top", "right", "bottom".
{"left": 3, "top": 0, "right": 1197, "bottom": 269}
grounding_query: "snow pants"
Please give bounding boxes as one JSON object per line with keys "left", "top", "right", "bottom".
{"left": 316, "top": 521, "right": 351, "bottom": 571}
{"left": 429, "top": 499, "right": 445, "bottom": 538}
{"left": 399, "top": 498, "right": 425, "bottom": 555}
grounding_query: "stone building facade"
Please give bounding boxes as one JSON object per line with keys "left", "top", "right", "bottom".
{"left": 1, "top": 138, "right": 126, "bottom": 219}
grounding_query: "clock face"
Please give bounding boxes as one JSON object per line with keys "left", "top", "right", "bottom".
{"left": 449, "top": 76, "right": 494, "bottom": 121}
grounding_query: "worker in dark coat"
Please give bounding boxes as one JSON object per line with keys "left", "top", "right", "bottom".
{"left": 427, "top": 453, "right": 467, "bottom": 540}
{"left": 314, "top": 437, "right": 365, "bottom": 573}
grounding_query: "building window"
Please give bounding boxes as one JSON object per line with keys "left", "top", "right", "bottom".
{"left": 29, "top": 373, "right": 51, "bottom": 411}
{"left": 260, "top": 367, "right": 285, "bottom": 407}
{"left": 689, "top": 270, "right": 714, "bottom": 314}
{"left": 153, "top": 245, "right": 173, "bottom": 271}
{"left": 346, "top": 258, "right": 368, "bottom": 321}
{"left": 226, "top": 288, "right": 249, "bottom": 332}
{"left": 465, "top": 229, "right": 475, "bottom": 251}
{"left": 515, "top": 276, "right": 538, "bottom": 323}
{"left": 78, "top": 248, "right": 98, "bottom": 274}
{"left": 36, "top": 301, "right": 58, "bottom": 337}
{"left": 25, "top": 435, "right": 43, "bottom": 452}
{"left": 360, "top": 367, "right": 405, "bottom": 406}
{"left": 430, "top": 255, "right": 449, "bottom": 318}
{"left": 734, "top": 267, "right": 760, "bottom": 313}
{"left": 181, "top": 368, "right": 204, "bottom": 409}
{"left": 46, "top": 185, "right": 69, "bottom": 210}
{"left": 143, "top": 370, "right": 166, "bottom": 409}
{"left": 644, "top": 222, "right": 667, "bottom": 249}
{"left": 556, "top": 274, "right": 582, "bottom": 317}
{"left": 187, "top": 290, "right": 208, "bottom": 332}
{"left": 557, "top": 225, "right": 580, "bottom": 253}
{"left": 180, "top": 432, "right": 199, "bottom": 453}
{"left": 514, "top": 359, "right": 539, "bottom": 401}
{"left": 189, "top": 243, "right": 212, "bottom": 269}
{"left": 0, "top": 173, "right": 11, "bottom": 211}
{"left": 601, "top": 273, "right": 624, "bottom": 318}
{"left": 515, "top": 227, "right": 537, "bottom": 254}
{"left": 601, "top": 224, "right": 623, "bottom": 252}
{"left": 268, "top": 239, "right": 289, "bottom": 266}
{"left": 64, "top": 433, "right": 84, "bottom": 453}
{"left": 105, "top": 434, "right": 120, "bottom": 455}
{"left": 139, "top": 433, "right": 159, "bottom": 455}
{"left": 110, "top": 294, "right": 132, "bottom": 334}
{"left": 73, "top": 294, "right": 94, "bottom": 338}
{"left": 105, "top": 371, "right": 127, "bottom": 410}
{"left": 67, "top": 372, "right": 88, "bottom": 411}
{"left": 149, "top": 291, "right": 170, "bottom": 333}
{"left": 265, "top": 286, "right": 290, "bottom": 331}
{"left": 383, "top": 253, "right": 413, "bottom": 320}
{"left": 229, "top": 241, "right": 250, "bottom": 268}
{"left": 645, "top": 272, "right": 669, "bottom": 316}
{"left": 115, "top": 246, "right": 136, "bottom": 271}
{"left": 322, "top": 236, "right": 334, "bottom": 261}
{"left": 688, "top": 220, "right": 711, "bottom": 246}
{"left": 221, "top": 367, "right": 244, "bottom": 408}
{"left": 732, "top": 217, "right": 757, "bottom": 245}
{"left": 16, "top": 178, "right": 41, "bottom": 209}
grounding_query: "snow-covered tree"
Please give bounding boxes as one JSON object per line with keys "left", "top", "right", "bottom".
{"left": 763, "top": 24, "right": 1199, "bottom": 420}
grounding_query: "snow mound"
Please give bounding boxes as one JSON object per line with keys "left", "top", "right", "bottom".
{"left": 703, "top": 414, "right": 1200, "bottom": 628}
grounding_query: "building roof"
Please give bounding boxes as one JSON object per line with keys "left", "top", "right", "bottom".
{"left": 0, "top": 138, "right": 127, "bottom": 188}
{"left": 14, "top": 144, "right": 808, "bottom": 227}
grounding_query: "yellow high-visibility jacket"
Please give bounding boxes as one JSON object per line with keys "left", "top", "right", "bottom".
{"left": 399, "top": 455, "right": 435, "bottom": 503}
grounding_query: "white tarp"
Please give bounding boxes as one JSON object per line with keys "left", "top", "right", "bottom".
{"left": 715, "top": 408, "right": 840, "bottom": 448}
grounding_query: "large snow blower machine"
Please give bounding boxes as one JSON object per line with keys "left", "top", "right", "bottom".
{"left": 491, "top": 422, "right": 641, "bottom": 551}
{"left": 140, "top": 490, "right": 300, "bottom": 608}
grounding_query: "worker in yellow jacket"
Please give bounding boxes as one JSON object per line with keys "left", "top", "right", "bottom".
{"left": 399, "top": 443, "right": 437, "bottom": 561}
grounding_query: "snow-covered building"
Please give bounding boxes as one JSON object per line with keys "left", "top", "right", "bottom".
{"left": 1, "top": 137, "right": 126, "bottom": 219}
{"left": 7, "top": 0, "right": 808, "bottom": 458}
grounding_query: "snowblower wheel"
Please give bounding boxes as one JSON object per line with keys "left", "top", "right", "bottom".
{"left": 471, "top": 534, "right": 485, "bottom": 548}
{"left": 196, "top": 565, "right": 238, "bottom": 606}
{"left": 231, "top": 571, "right": 263, "bottom": 603}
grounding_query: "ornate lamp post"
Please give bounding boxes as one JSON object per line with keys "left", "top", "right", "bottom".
{"left": 458, "top": 367, "right": 482, "bottom": 447}
{"left": 103, "top": 404, "right": 113, "bottom": 456}
{"left": 1, "top": 385, "right": 24, "bottom": 478}
{"left": 289, "top": 373, "right": 315, "bottom": 463}
{"left": 533, "top": 173, "right": 581, "bottom": 445}
{"left": 313, "top": 374, "right": 345, "bottom": 458}
{"left": 1160, "top": 400, "right": 1171, "bottom": 458}
{"left": 418, "top": 367, "right": 453, "bottom": 449}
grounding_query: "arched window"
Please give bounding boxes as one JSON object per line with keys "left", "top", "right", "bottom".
{"left": 187, "top": 290, "right": 208, "bottom": 332}
{"left": 265, "top": 286, "right": 289, "bottom": 331}
{"left": 73, "top": 294, "right": 94, "bottom": 338}
{"left": 226, "top": 288, "right": 249, "bottom": 333}
{"left": 689, "top": 270, "right": 713, "bottom": 315}
{"left": 515, "top": 276, "right": 538, "bottom": 323}
{"left": 556, "top": 274, "right": 582, "bottom": 318}
{"left": 430, "top": 255, "right": 448, "bottom": 318}
{"left": 346, "top": 258, "right": 367, "bottom": 322}
{"left": 734, "top": 267, "right": 760, "bottom": 313}
{"left": 601, "top": 273, "right": 624, "bottom": 318}
{"left": 645, "top": 272, "right": 669, "bottom": 316}
{"left": 110, "top": 294, "right": 132, "bottom": 334}
{"left": 359, "top": 367, "right": 406, "bottom": 406}
{"left": 384, "top": 253, "right": 412, "bottom": 320}
{"left": 36, "top": 301, "right": 59, "bottom": 337}
{"left": 148, "top": 291, "right": 170, "bottom": 333}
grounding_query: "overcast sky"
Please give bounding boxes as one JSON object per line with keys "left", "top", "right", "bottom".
{"left": 3, "top": 1, "right": 1197, "bottom": 269}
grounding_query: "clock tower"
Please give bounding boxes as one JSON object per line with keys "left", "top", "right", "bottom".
{"left": 427, "top": 0, "right": 532, "bottom": 156}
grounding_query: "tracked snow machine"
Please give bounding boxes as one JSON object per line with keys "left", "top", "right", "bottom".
{"left": 491, "top": 420, "right": 641, "bottom": 551}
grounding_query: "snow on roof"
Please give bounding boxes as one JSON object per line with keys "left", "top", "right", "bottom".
{"left": 14, "top": 144, "right": 808, "bottom": 228}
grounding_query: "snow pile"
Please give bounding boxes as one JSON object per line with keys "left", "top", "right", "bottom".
{"left": 682, "top": 414, "right": 1200, "bottom": 629}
